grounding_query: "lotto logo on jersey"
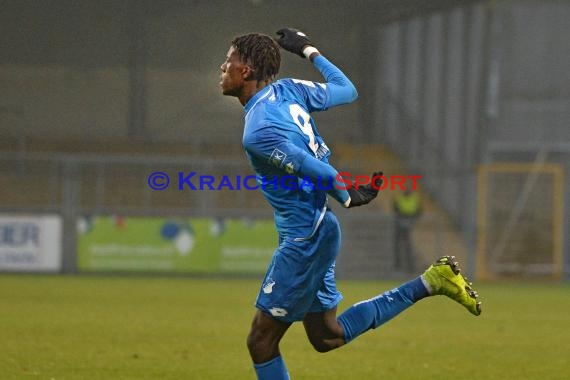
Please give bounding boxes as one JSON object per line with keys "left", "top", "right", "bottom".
{"left": 269, "top": 149, "right": 287, "bottom": 168}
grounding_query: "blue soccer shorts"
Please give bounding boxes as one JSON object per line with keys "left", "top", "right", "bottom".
{"left": 255, "top": 210, "right": 343, "bottom": 323}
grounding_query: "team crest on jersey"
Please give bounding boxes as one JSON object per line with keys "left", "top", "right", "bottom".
{"left": 269, "top": 148, "right": 287, "bottom": 167}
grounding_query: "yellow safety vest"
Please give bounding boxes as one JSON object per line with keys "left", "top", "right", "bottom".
{"left": 395, "top": 193, "right": 420, "bottom": 216}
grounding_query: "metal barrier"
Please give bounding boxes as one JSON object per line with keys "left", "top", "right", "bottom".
{"left": 0, "top": 152, "right": 454, "bottom": 279}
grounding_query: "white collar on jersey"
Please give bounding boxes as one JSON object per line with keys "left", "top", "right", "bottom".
{"left": 244, "top": 86, "right": 273, "bottom": 119}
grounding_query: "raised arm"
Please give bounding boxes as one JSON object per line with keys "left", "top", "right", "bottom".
{"left": 276, "top": 27, "right": 358, "bottom": 109}
{"left": 312, "top": 55, "right": 358, "bottom": 107}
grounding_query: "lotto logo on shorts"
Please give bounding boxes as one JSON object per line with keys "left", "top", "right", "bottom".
{"left": 269, "top": 307, "right": 288, "bottom": 317}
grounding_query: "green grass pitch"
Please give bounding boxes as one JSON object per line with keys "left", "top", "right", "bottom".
{"left": 1, "top": 275, "right": 568, "bottom": 379}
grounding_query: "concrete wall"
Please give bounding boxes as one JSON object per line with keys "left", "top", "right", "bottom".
{"left": 378, "top": 2, "right": 488, "bottom": 223}
{"left": 490, "top": 0, "right": 570, "bottom": 143}
{"left": 377, "top": 0, "right": 570, "bottom": 228}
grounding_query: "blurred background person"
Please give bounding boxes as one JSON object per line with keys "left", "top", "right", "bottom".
{"left": 393, "top": 188, "right": 422, "bottom": 273}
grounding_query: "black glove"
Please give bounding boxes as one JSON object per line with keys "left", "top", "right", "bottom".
{"left": 346, "top": 172, "right": 384, "bottom": 208}
{"left": 276, "top": 28, "right": 312, "bottom": 58}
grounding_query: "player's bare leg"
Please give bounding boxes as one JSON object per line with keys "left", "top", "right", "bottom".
{"left": 303, "top": 307, "right": 346, "bottom": 353}
{"left": 247, "top": 310, "right": 292, "bottom": 379}
{"left": 247, "top": 310, "right": 291, "bottom": 363}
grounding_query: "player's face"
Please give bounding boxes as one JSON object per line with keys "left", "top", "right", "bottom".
{"left": 220, "top": 46, "right": 250, "bottom": 97}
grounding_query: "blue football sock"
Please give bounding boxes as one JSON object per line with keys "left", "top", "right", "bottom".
{"left": 337, "top": 276, "right": 430, "bottom": 343}
{"left": 254, "top": 355, "right": 290, "bottom": 380}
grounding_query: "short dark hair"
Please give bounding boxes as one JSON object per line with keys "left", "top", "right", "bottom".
{"left": 231, "top": 33, "right": 281, "bottom": 82}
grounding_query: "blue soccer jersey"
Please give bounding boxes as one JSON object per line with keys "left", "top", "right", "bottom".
{"left": 242, "top": 55, "right": 357, "bottom": 239}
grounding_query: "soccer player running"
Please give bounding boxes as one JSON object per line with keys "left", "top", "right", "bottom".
{"left": 220, "top": 28, "right": 481, "bottom": 380}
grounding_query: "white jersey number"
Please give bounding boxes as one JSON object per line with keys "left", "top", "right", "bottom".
{"left": 289, "top": 104, "right": 318, "bottom": 155}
